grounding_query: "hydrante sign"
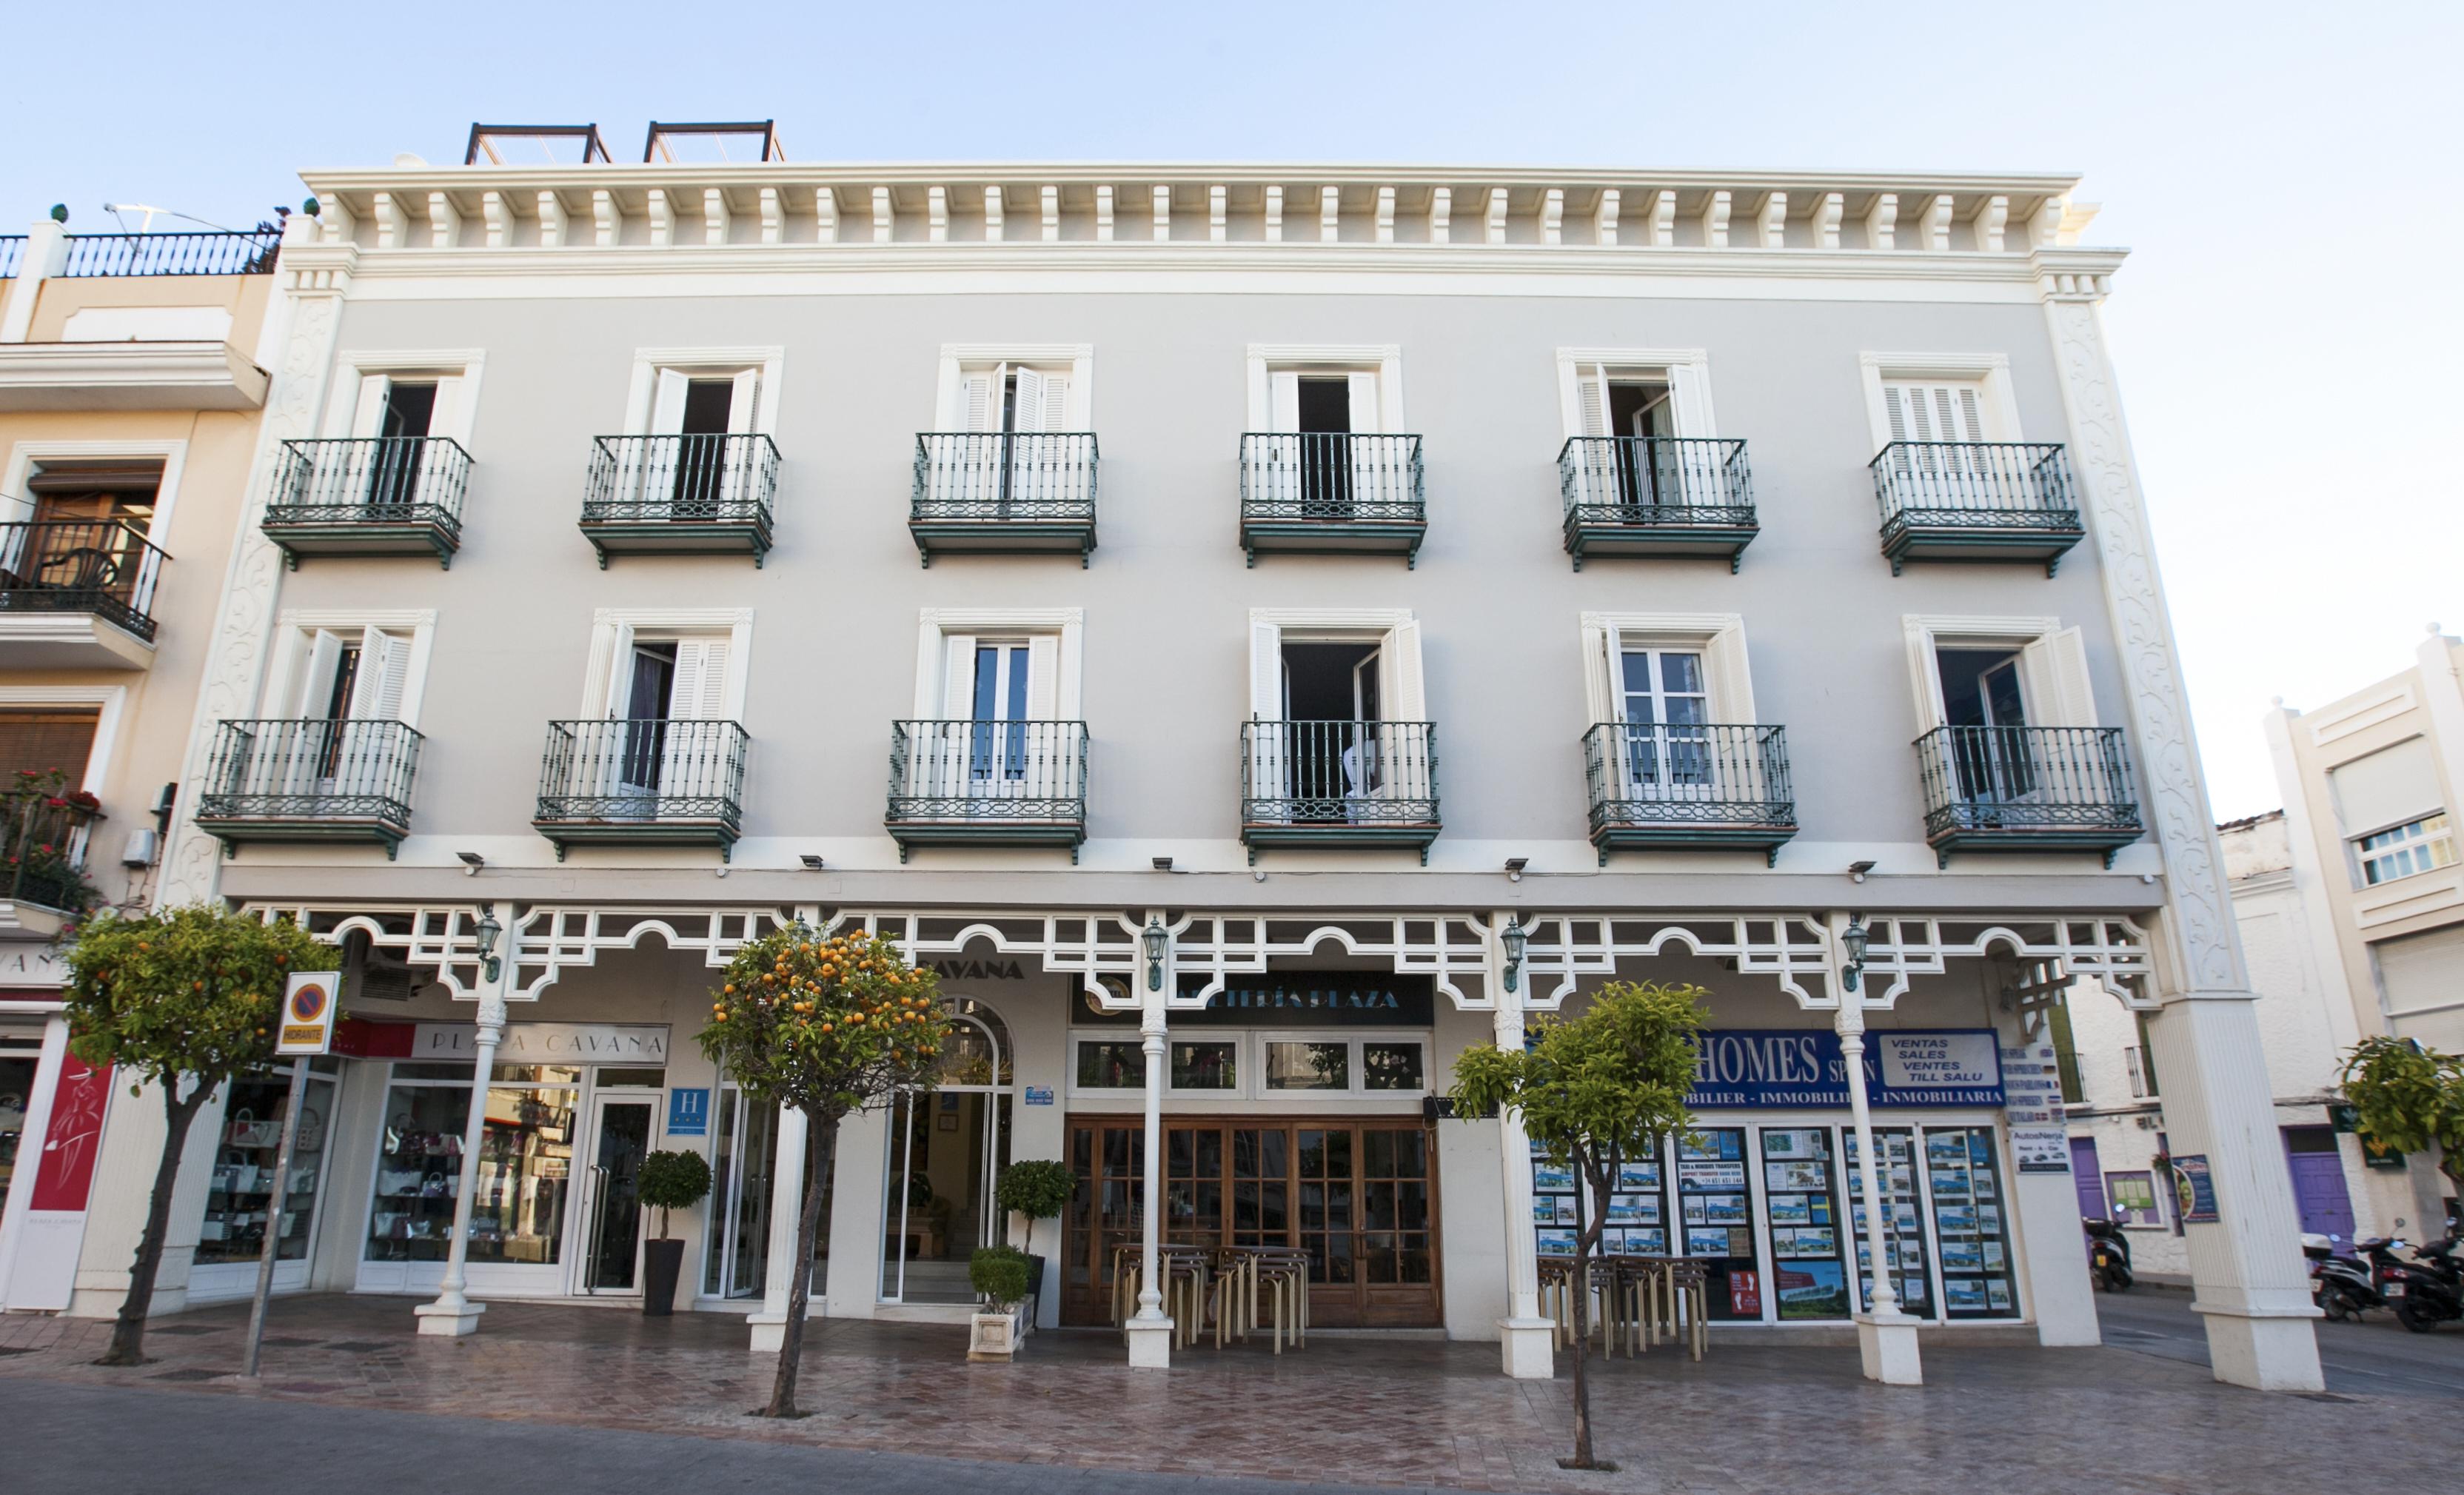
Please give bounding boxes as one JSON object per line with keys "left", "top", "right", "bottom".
{"left": 1687, "top": 1029, "right": 2004, "bottom": 1109}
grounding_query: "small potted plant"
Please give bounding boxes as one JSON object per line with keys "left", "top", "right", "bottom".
{"left": 992, "top": 1159, "right": 1076, "bottom": 1321}
{"left": 967, "top": 1245, "right": 1033, "bottom": 1361}
{"left": 635, "top": 1148, "right": 712, "bottom": 1317}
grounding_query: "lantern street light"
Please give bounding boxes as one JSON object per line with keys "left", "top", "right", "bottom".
{"left": 1142, "top": 915, "right": 1168, "bottom": 992}
{"left": 473, "top": 908, "right": 504, "bottom": 984}
{"left": 1840, "top": 914, "right": 1869, "bottom": 994}
{"left": 1501, "top": 916, "right": 1528, "bottom": 994}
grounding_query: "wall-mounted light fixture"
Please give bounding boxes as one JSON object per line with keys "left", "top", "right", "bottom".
{"left": 456, "top": 851, "right": 485, "bottom": 876}
{"left": 1847, "top": 860, "right": 1877, "bottom": 884}
{"left": 1501, "top": 915, "right": 1528, "bottom": 994}
{"left": 473, "top": 908, "right": 504, "bottom": 984}
{"left": 1151, "top": 856, "right": 1175, "bottom": 872}
{"left": 1840, "top": 914, "right": 1869, "bottom": 994}
{"left": 799, "top": 853, "right": 826, "bottom": 870}
{"left": 1142, "top": 915, "right": 1168, "bottom": 991}
{"left": 1504, "top": 857, "right": 1529, "bottom": 883}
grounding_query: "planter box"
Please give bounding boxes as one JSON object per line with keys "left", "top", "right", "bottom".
{"left": 968, "top": 1306, "right": 1027, "bottom": 1362}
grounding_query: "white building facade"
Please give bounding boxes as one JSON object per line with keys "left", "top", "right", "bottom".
{"left": 47, "top": 141, "right": 2323, "bottom": 1389}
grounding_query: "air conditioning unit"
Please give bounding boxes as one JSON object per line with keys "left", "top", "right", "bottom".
{"left": 121, "top": 828, "right": 158, "bottom": 866}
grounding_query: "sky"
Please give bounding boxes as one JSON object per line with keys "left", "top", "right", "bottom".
{"left": 5, "top": 1, "right": 2457, "bottom": 818}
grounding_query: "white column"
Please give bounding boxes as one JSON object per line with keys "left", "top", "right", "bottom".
{"left": 2039, "top": 264, "right": 2323, "bottom": 1391}
{"left": 0, "top": 218, "right": 68, "bottom": 343}
{"left": 0, "top": 1015, "right": 71, "bottom": 1307}
{"left": 746, "top": 1102, "right": 806, "bottom": 1353}
{"left": 1123, "top": 977, "right": 1172, "bottom": 1368}
{"left": 1490, "top": 914, "right": 1553, "bottom": 1378}
{"left": 1834, "top": 913, "right": 1921, "bottom": 1385}
{"left": 414, "top": 991, "right": 505, "bottom": 1337}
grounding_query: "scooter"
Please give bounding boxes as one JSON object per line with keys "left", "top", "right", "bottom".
{"left": 2083, "top": 1217, "right": 2132, "bottom": 1292}
{"left": 2306, "top": 1234, "right": 2381, "bottom": 1321}
{"left": 2385, "top": 1236, "right": 2464, "bottom": 1334}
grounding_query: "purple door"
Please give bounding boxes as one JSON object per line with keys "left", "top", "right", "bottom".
{"left": 2282, "top": 1126, "right": 2356, "bottom": 1242}
{"left": 2070, "top": 1137, "right": 2106, "bottom": 1220}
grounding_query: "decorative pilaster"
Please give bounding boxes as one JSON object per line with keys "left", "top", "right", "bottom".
{"left": 1490, "top": 913, "right": 1553, "bottom": 1379}
{"left": 157, "top": 221, "right": 352, "bottom": 907}
{"left": 2039, "top": 261, "right": 2324, "bottom": 1392}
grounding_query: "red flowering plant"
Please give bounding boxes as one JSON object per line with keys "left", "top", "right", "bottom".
{"left": 3, "top": 767, "right": 102, "bottom": 914}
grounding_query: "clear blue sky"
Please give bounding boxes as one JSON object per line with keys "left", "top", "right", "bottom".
{"left": 7, "top": 1, "right": 2457, "bottom": 818}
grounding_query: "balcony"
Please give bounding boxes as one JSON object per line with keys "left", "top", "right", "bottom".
{"left": 534, "top": 718, "right": 748, "bottom": 860}
{"left": 1915, "top": 726, "right": 2141, "bottom": 867}
{"left": 1, "top": 784, "right": 103, "bottom": 921}
{"left": 264, "top": 437, "right": 471, "bottom": 568}
{"left": 192, "top": 719, "right": 423, "bottom": 858}
{"left": 1239, "top": 720, "right": 1439, "bottom": 863}
{"left": 909, "top": 432, "right": 1098, "bottom": 567}
{"left": 1559, "top": 438, "right": 1758, "bottom": 572}
{"left": 1872, "top": 442, "right": 2083, "bottom": 576}
{"left": 58, "top": 229, "right": 282, "bottom": 278}
{"left": 1238, "top": 434, "right": 1425, "bottom": 568}
{"left": 579, "top": 435, "right": 778, "bottom": 567}
{"left": 886, "top": 719, "right": 1088, "bottom": 860}
{"left": 0, "top": 519, "right": 169, "bottom": 668}
{"left": 1583, "top": 723, "right": 1798, "bottom": 866}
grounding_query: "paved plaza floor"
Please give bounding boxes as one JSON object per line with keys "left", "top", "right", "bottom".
{"left": 4, "top": 1293, "right": 2460, "bottom": 1494}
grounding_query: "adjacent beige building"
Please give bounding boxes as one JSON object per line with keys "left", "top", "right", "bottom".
{"left": 2264, "top": 628, "right": 2464, "bottom": 1234}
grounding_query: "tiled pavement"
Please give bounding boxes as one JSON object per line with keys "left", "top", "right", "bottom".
{"left": 4, "top": 1296, "right": 2459, "bottom": 1494}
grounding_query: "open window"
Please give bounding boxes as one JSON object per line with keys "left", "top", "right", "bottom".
{"left": 1246, "top": 612, "right": 1427, "bottom": 823}
{"left": 1578, "top": 614, "right": 1760, "bottom": 800}
{"left": 251, "top": 616, "right": 432, "bottom": 805}
{"left": 648, "top": 367, "right": 760, "bottom": 516}
{"left": 1265, "top": 367, "right": 1382, "bottom": 518}
{"left": 343, "top": 372, "right": 463, "bottom": 509}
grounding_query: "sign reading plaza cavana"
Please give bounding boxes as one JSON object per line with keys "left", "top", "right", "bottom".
{"left": 1686, "top": 1029, "right": 2006, "bottom": 1109}
{"left": 1081, "top": 972, "right": 1437, "bottom": 1026}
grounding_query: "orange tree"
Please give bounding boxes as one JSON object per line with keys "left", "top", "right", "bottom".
{"left": 63, "top": 905, "right": 336, "bottom": 1367}
{"left": 700, "top": 926, "right": 951, "bottom": 1417}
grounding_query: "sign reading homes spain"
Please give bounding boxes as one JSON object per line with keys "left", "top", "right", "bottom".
{"left": 1687, "top": 1029, "right": 2004, "bottom": 1109}
{"left": 277, "top": 971, "right": 340, "bottom": 1055}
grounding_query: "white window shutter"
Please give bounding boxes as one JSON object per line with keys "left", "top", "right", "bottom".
{"left": 1883, "top": 384, "right": 1913, "bottom": 444}
{"left": 426, "top": 376, "right": 463, "bottom": 446}
{"left": 1346, "top": 372, "right": 1380, "bottom": 433}
{"left": 1026, "top": 635, "right": 1059, "bottom": 718}
{"left": 349, "top": 375, "right": 391, "bottom": 439}
{"left": 300, "top": 629, "right": 344, "bottom": 718}
{"left": 1269, "top": 372, "right": 1301, "bottom": 433}
{"left": 349, "top": 630, "right": 412, "bottom": 721}
{"left": 666, "top": 638, "right": 731, "bottom": 721}
{"left": 649, "top": 369, "right": 691, "bottom": 434}
{"left": 1040, "top": 372, "right": 1071, "bottom": 432}
{"left": 2021, "top": 627, "right": 2097, "bottom": 729}
{"left": 1009, "top": 369, "right": 1046, "bottom": 433}
{"left": 1381, "top": 618, "right": 1427, "bottom": 722}
{"left": 943, "top": 635, "right": 978, "bottom": 718}
{"left": 1248, "top": 619, "right": 1283, "bottom": 718}
{"left": 1579, "top": 622, "right": 1616, "bottom": 726}
{"left": 599, "top": 625, "right": 637, "bottom": 716}
{"left": 727, "top": 369, "right": 761, "bottom": 434}
{"left": 961, "top": 372, "right": 997, "bottom": 432}
{"left": 1577, "top": 369, "right": 1609, "bottom": 437}
{"left": 1705, "top": 623, "right": 1759, "bottom": 723}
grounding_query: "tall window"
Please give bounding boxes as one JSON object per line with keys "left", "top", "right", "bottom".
{"left": 1618, "top": 648, "right": 1709, "bottom": 786}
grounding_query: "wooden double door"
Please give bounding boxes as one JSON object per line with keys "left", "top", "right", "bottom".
{"left": 1060, "top": 1116, "right": 1439, "bottom": 1328}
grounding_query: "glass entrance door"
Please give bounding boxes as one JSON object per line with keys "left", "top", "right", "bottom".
{"left": 878, "top": 1000, "right": 1014, "bottom": 1304}
{"left": 703, "top": 1087, "right": 777, "bottom": 1300}
{"left": 579, "top": 1096, "right": 654, "bottom": 1294}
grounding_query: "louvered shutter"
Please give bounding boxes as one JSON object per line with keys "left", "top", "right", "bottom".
{"left": 1009, "top": 369, "right": 1047, "bottom": 433}
{"left": 939, "top": 635, "right": 981, "bottom": 798}
{"left": 1040, "top": 372, "right": 1071, "bottom": 432}
{"left": 1247, "top": 619, "right": 1285, "bottom": 815}
{"left": 1265, "top": 372, "right": 1302, "bottom": 508}
{"left": 1379, "top": 618, "right": 1428, "bottom": 803}
{"left": 2020, "top": 628, "right": 2097, "bottom": 729}
{"left": 1573, "top": 367, "right": 1613, "bottom": 505}
{"left": 661, "top": 638, "right": 731, "bottom": 800}
{"left": 1347, "top": 372, "right": 1385, "bottom": 508}
{"left": 1008, "top": 369, "right": 1048, "bottom": 504}
{"left": 348, "top": 375, "right": 390, "bottom": 438}
{"left": 961, "top": 372, "right": 997, "bottom": 432}
{"left": 349, "top": 630, "right": 412, "bottom": 721}
{"left": 948, "top": 372, "right": 999, "bottom": 509}
{"left": 668, "top": 638, "right": 731, "bottom": 720}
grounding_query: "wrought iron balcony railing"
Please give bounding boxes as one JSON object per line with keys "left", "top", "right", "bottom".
{"left": 1238, "top": 433, "right": 1426, "bottom": 566}
{"left": 908, "top": 432, "right": 1099, "bottom": 566}
{"left": 1871, "top": 441, "right": 2083, "bottom": 575}
{"left": 1558, "top": 437, "right": 1758, "bottom": 571}
{"left": 1240, "top": 719, "right": 1439, "bottom": 861}
{"left": 0, "top": 519, "right": 170, "bottom": 641}
{"left": 1582, "top": 723, "right": 1797, "bottom": 864}
{"left": 1915, "top": 725, "right": 2140, "bottom": 866}
{"left": 267, "top": 437, "right": 472, "bottom": 567}
{"left": 580, "top": 434, "right": 780, "bottom": 566}
{"left": 192, "top": 718, "right": 423, "bottom": 857}
{"left": 58, "top": 229, "right": 282, "bottom": 278}
{"left": 0, "top": 236, "right": 24, "bottom": 280}
{"left": 886, "top": 718, "right": 1089, "bottom": 859}
{"left": 534, "top": 718, "right": 749, "bottom": 859}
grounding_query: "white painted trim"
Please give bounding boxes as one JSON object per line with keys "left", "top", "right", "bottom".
{"left": 1553, "top": 347, "right": 1718, "bottom": 439}
{"left": 932, "top": 344, "right": 1096, "bottom": 429}
{"left": 1576, "top": 611, "right": 1755, "bottom": 724}
{"left": 1898, "top": 613, "right": 2066, "bottom": 733}
{"left": 264, "top": 609, "right": 440, "bottom": 727}
{"left": 1244, "top": 344, "right": 1404, "bottom": 430}
{"left": 0, "top": 686, "right": 128, "bottom": 797}
{"left": 2306, "top": 685, "right": 2420, "bottom": 749}
{"left": 322, "top": 349, "right": 489, "bottom": 445}
{"left": 582, "top": 607, "right": 757, "bottom": 720}
{"left": 911, "top": 608, "right": 1086, "bottom": 719}
{"left": 0, "top": 438, "right": 190, "bottom": 546}
{"left": 620, "top": 347, "right": 786, "bottom": 435}
{"left": 1248, "top": 606, "right": 1413, "bottom": 629}
{"left": 1856, "top": 351, "right": 2023, "bottom": 450}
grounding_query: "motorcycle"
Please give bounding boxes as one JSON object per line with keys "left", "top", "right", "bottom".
{"left": 2306, "top": 1233, "right": 2381, "bottom": 1321}
{"left": 2083, "top": 1217, "right": 2132, "bottom": 1292}
{"left": 2384, "top": 1236, "right": 2464, "bottom": 1334}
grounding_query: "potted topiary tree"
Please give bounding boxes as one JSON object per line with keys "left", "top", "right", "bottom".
{"left": 992, "top": 1159, "right": 1076, "bottom": 1323}
{"left": 966, "top": 1245, "right": 1034, "bottom": 1361}
{"left": 635, "top": 1148, "right": 712, "bottom": 1317}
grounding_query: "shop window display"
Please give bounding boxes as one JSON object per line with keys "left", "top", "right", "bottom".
{"left": 199, "top": 1060, "right": 337, "bottom": 1266}
{"left": 1760, "top": 1128, "right": 1847, "bottom": 1320}
{"left": 1, "top": 1051, "right": 41, "bottom": 1214}
{"left": 1924, "top": 1126, "right": 2018, "bottom": 1317}
{"left": 365, "top": 1063, "right": 578, "bottom": 1265}
{"left": 1677, "top": 1127, "right": 1762, "bottom": 1319}
{"left": 1845, "top": 1127, "right": 1933, "bottom": 1317}
{"left": 1530, "top": 1137, "right": 1669, "bottom": 1258}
